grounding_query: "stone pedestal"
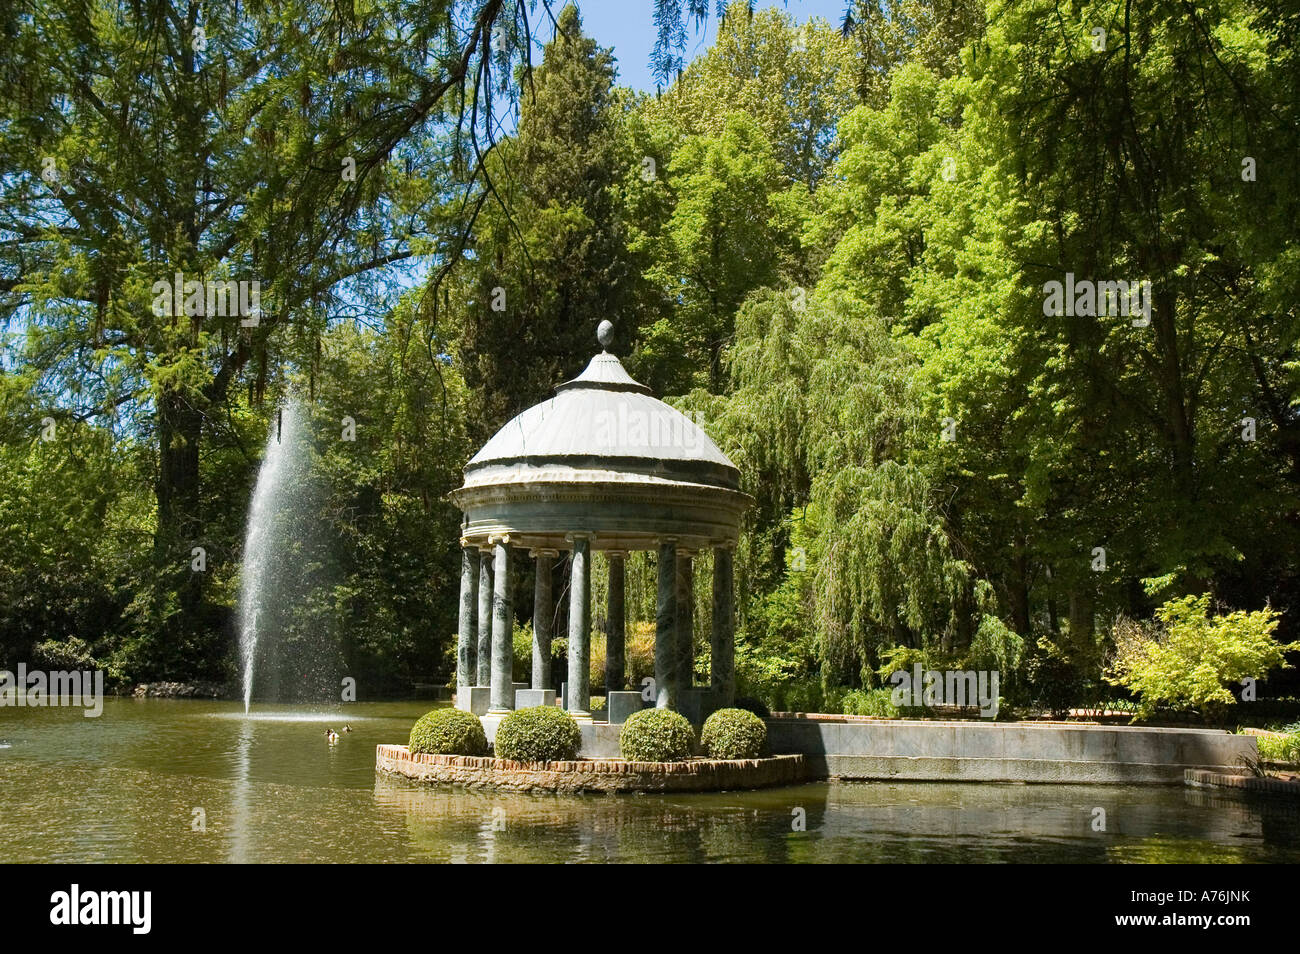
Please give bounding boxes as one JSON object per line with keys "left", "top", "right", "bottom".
{"left": 607, "top": 690, "right": 646, "bottom": 725}
{"left": 458, "top": 686, "right": 492, "bottom": 716}
{"left": 679, "top": 687, "right": 714, "bottom": 726}
{"left": 515, "top": 688, "right": 555, "bottom": 709}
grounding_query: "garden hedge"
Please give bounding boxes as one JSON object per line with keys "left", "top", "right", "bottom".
{"left": 408, "top": 708, "right": 488, "bottom": 756}
{"left": 494, "top": 706, "right": 582, "bottom": 762}
{"left": 619, "top": 707, "right": 695, "bottom": 761}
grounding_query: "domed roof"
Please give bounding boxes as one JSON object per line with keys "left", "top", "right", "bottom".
{"left": 452, "top": 326, "right": 751, "bottom": 552}
{"left": 463, "top": 351, "right": 739, "bottom": 490}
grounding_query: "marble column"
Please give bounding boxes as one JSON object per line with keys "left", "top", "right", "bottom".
{"left": 531, "top": 549, "right": 557, "bottom": 691}
{"left": 711, "top": 546, "right": 735, "bottom": 707}
{"left": 489, "top": 536, "right": 513, "bottom": 713}
{"left": 676, "top": 549, "right": 695, "bottom": 689}
{"left": 476, "top": 546, "right": 493, "bottom": 686}
{"left": 566, "top": 535, "right": 591, "bottom": 717}
{"left": 456, "top": 542, "right": 478, "bottom": 699}
{"left": 654, "top": 540, "right": 679, "bottom": 710}
{"left": 605, "top": 551, "right": 626, "bottom": 694}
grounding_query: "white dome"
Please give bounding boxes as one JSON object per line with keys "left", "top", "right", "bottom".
{"left": 465, "top": 352, "right": 739, "bottom": 490}
{"left": 451, "top": 344, "right": 750, "bottom": 552}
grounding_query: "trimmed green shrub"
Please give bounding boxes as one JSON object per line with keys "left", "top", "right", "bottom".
{"left": 733, "top": 696, "right": 770, "bottom": 719}
{"left": 494, "top": 706, "right": 581, "bottom": 762}
{"left": 700, "top": 708, "right": 767, "bottom": 759}
{"left": 620, "top": 708, "right": 695, "bottom": 762}
{"left": 408, "top": 708, "right": 488, "bottom": 756}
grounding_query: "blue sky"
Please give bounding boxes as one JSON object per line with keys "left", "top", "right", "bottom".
{"left": 570, "top": 0, "right": 853, "bottom": 92}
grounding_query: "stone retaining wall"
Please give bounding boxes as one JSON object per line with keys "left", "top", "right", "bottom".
{"left": 766, "top": 717, "right": 1254, "bottom": 783}
{"left": 466, "top": 715, "right": 1256, "bottom": 784}
{"left": 376, "top": 744, "right": 806, "bottom": 794}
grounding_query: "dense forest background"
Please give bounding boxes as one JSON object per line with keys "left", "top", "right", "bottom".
{"left": 2, "top": 0, "right": 1298, "bottom": 711}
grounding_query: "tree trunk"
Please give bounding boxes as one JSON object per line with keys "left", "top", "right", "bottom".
{"left": 156, "top": 388, "right": 204, "bottom": 619}
{"left": 1010, "top": 544, "right": 1031, "bottom": 636}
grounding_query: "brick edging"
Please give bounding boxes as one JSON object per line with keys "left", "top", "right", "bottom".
{"left": 1184, "top": 768, "right": 1300, "bottom": 797}
{"left": 376, "top": 744, "right": 806, "bottom": 793}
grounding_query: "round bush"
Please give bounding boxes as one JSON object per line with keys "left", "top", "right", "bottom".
{"left": 619, "top": 708, "right": 696, "bottom": 762}
{"left": 494, "top": 706, "right": 581, "bottom": 762}
{"left": 408, "top": 708, "right": 488, "bottom": 756}
{"left": 700, "top": 708, "right": 767, "bottom": 759}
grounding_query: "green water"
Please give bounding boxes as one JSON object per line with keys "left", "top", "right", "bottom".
{"left": 1, "top": 698, "right": 1297, "bottom": 863}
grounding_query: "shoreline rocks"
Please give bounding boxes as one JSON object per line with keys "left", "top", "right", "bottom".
{"left": 130, "top": 681, "right": 229, "bottom": 699}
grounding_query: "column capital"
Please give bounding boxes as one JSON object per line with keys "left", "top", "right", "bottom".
{"left": 529, "top": 547, "right": 561, "bottom": 558}
{"left": 488, "top": 533, "right": 512, "bottom": 546}
{"left": 564, "top": 531, "right": 596, "bottom": 544}
{"left": 676, "top": 547, "right": 698, "bottom": 558}
{"left": 459, "top": 536, "right": 477, "bottom": 549}
{"left": 603, "top": 549, "right": 628, "bottom": 559}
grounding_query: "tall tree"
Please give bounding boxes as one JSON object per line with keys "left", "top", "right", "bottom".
{"left": 452, "top": 3, "right": 638, "bottom": 438}
{"left": 0, "top": 0, "right": 534, "bottom": 657}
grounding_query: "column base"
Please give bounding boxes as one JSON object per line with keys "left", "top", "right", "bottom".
{"left": 515, "top": 688, "right": 555, "bottom": 708}
{"left": 458, "top": 686, "right": 492, "bottom": 716}
{"left": 607, "top": 691, "right": 647, "bottom": 725}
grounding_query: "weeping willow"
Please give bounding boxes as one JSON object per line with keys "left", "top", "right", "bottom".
{"left": 714, "top": 286, "right": 1014, "bottom": 685}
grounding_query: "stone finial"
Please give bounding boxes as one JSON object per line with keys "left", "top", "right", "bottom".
{"left": 597, "top": 320, "right": 615, "bottom": 351}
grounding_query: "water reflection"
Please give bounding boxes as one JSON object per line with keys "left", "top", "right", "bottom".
{"left": 1, "top": 699, "right": 1297, "bottom": 863}
{"left": 373, "top": 775, "right": 803, "bottom": 863}
{"left": 230, "top": 718, "right": 253, "bottom": 863}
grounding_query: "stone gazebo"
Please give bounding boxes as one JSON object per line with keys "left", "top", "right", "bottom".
{"left": 451, "top": 321, "right": 751, "bottom": 725}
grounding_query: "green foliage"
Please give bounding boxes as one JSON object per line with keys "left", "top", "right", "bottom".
{"left": 1255, "top": 729, "right": 1300, "bottom": 768}
{"left": 842, "top": 688, "right": 900, "bottom": 719}
{"left": 733, "top": 696, "right": 771, "bottom": 719}
{"left": 453, "top": 4, "right": 643, "bottom": 439}
{"left": 3, "top": 0, "right": 1299, "bottom": 714}
{"left": 700, "top": 708, "right": 767, "bottom": 759}
{"left": 619, "top": 707, "right": 695, "bottom": 762}
{"left": 1019, "top": 638, "right": 1090, "bottom": 718}
{"left": 493, "top": 706, "right": 581, "bottom": 762}
{"left": 408, "top": 708, "right": 488, "bottom": 757}
{"left": 1107, "top": 596, "right": 1298, "bottom": 720}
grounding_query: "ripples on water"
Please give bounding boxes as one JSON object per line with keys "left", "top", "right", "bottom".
{"left": 1, "top": 698, "right": 1297, "bottom": 863}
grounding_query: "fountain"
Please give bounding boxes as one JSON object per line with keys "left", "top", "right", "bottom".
{"left": 238, "top": 404, "right": 308, "bottom": 713}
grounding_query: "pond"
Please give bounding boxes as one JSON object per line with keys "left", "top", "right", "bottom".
{"left": 2, "top": 699, "right": 1297, "bottom": 863}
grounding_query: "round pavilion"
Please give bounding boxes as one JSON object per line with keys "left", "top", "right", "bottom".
{"left": 450, "top": 321, "right": 752, "bottom": 723}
